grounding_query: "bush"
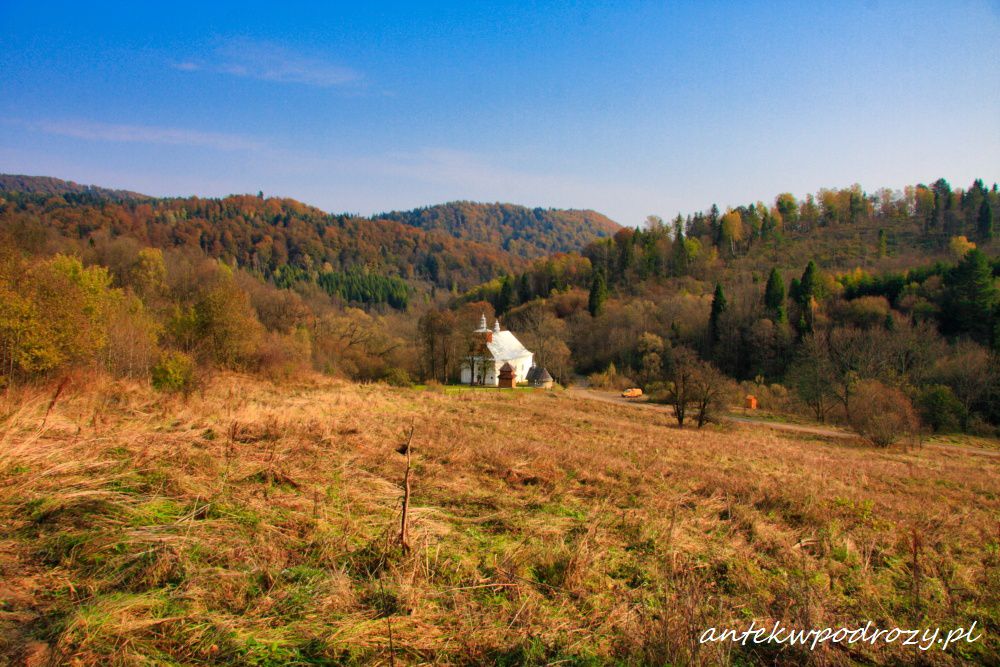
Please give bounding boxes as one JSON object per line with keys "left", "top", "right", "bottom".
{"left": 738, "top": 381, "right": 792, "bottom": 412}
{"left": 587, "top": 363, "right": 634, "bottom": 391}
{"left": 848, "top": 380, "right": 919, "bottom": 446}
{"left": 255, "top": 330, "right": 311, "bottom": 380}
{"left": 381, "top": 367, "right": 412, "bottom": 387}
{"left": 151, "top": 351, "right": 196, "bottom": 394}
{"left": 916, "top": 385, "right": 966, "bottom": 433}
{"left": 0, "top": 254, "right": 121, "bottom": 382}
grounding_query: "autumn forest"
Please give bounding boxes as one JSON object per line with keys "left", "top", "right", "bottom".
{"left": 1, "top": 174, "right": 999, "bottom": 436}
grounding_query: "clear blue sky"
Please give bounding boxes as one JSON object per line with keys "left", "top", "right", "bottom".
{"left": 1, "top": 1, "right": 997, "bottom": 225}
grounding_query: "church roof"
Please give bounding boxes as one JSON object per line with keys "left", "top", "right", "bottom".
{"left": 486, "top": 330, "right": 532, "bottom": 362}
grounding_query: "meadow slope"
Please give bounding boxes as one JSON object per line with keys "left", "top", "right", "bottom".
{"left": 0, "top": 375, "right": 997, "bottom": 665}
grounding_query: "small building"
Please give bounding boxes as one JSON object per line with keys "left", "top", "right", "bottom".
{"left": 527, "top": 365, "right": 554, "bottom": 389}
{"left": 745, "top": 394, "right": 758, "bottom": 410}
{"left": 460, "top": 315, "right": 534, "bottom": 386}
{"left": 498, "top": 362, "right": 516, "bottom": 388}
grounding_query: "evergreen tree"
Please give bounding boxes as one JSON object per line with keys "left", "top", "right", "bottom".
{"left": 796, "top": 261, "right": 821, "bottom": 333}
{"left": 877, "top": 228, "right": 888, "bottom": 258}
{"left": 764, "top": 268, "right": 786, "bottom": 323}
{"left": 931, "top": 177, "right": 952, "bottom": 230}
{"left": 978, "top": 198, "right": 994, "bottom": 241}
{"left": 496, "top": 275, "right": 515, "bottom": 314}
{"left": 709, "top": 283, "right": 727, "bottom": 344}
{"left": 941, "top": 249, "right": 998, "bottom": 347}
{"left": 788, "top": 278, "right": 802, "bottom": 306}
{"left": 588, "top": 270, "right": 607, "bottom": 317}
{"left": 709, "top": 204, "right": 721, "bottom": 245}
{"left": 671, "top": 215, "right": 690, "bottom": 276}
{"left": 799, "top": 260, "right": 820, "bottom": 305}
{"left": 517, "top": 273, "right": 533, "bottom": 304}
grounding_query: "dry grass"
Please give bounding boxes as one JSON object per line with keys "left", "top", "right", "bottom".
{"left": 0, "top": 371, "right": 997, "bottom": 666}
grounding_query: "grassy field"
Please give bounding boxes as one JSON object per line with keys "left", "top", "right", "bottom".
{"left": 0, "top": 374, "right": 997, "bottom": 666}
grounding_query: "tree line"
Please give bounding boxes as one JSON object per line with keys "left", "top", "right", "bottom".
{"left": 2, "top": 175, "right": 998, "bottom": 440}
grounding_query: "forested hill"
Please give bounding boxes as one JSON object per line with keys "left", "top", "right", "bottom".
{"left": 0, "top": 178, "right": 527, "bottom": 298}
{"left": 0, "top": 174, "right": 149, "bottom": 200}
{"left": 374, "top": 201, "right": 620, "bottom": 258}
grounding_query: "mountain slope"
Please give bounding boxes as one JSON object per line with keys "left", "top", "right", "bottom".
{"left": 374, "top": 201, "right": 620, "bottom": 258}
{"left": 0, "top": 179, "right": 526, "bottom": 296}
{"left": 0, "top": 176, "right": 622, "bottom": 292}
{"left": 0, "top": 173, "right": 149, "bottom": 200}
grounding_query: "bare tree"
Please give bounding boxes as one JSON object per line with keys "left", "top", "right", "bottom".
{"left": 663, "top": 347, "right": 700, "bottom": 427}
{"left": 786, "top": 333, "right": 836, "bottom": 422}
{"left": 689, "top": 361, "right": 732, "bottom": 428}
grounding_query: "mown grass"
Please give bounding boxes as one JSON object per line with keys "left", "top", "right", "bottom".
{"left": 0, "top": 371, "right": 997, "bottom": 665}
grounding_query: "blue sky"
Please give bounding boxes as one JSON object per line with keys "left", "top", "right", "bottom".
{"left": 1, "top": 1, "right": 998, "bottom": 225}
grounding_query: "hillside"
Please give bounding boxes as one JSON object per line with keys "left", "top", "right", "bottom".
{"left": 0, "top": 177, "right": 619, "bottom": 298}
{"left": 1, "top": 374, "right": 996, "bottom": 665}
{"left": 374, "top": 201, "right": 620, "bottom": 258}
{"left": 0, "top": 179, "right": 527, "bottom": 297}
{"left": 2, "top": 174, "right": 998, "bottom": 434}
{"left": 0, "top": 174, "right": 149, "bottom": 200}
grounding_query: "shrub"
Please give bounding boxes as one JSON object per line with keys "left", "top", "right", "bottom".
{"left": 151, "top": 351, "right": 196, "bottom": 394}
{"left": 587, "top": 363, "right": 634, "bottom": 391}
{"left": 848, "top": 380, "right": 919, "bottom": 446}
{"left": 0, "top": 254, "right": 120, "bottom": 382}
{"left": 738, "top": 381, "right": 792, "bottom": 412}
{"left": 381, "top": 367, "right": 412, "bottom": 387}
{"left": 916, "top": 385, "right": 966, "bottom": 433}
{"left": 255, "top": 329, "right": 311, "bottom": 380}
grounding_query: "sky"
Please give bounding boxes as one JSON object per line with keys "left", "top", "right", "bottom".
{"left": 1, "top": 1, "right": 998, "bottom": 226}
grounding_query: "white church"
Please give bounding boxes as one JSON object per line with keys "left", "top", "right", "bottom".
{"left": 460, "top": 314, "right": 534, "bottom": 386}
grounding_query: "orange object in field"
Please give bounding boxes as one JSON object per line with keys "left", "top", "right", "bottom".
{"left": 745, "top": 394, "right": 758, "bottom": 410}
{"left": 622, "top": 388, "right": 643, "bottom": 398}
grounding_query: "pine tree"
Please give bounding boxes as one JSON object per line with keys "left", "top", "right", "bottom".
{"left": 799, "top": 261, "right": 820, "bottom": 305}
{"left": 588, "top": 270, "right": 607, "bottom": 317}
{"left": 517, "top": 273, "right": 532, "bottom": 304}
{"left": 797, "top": 261, "right": 821, "bottom": 333}
{"left": 709, "top": 283, "right": 727, "bottom": 344}
{"left": 941, "top": 249, "right": 998, "bottom": 347}
{"left": 877, "top": 229, "right": 888, "bottom": 258}
{"left": 978, "top": 199, "right": 994, "bottom": 241}
{"left": 764, "top": 268, "right": 786, "bottom": 323}
{"left": 496, "top": 275, "right": 515, "bottom": 314}
{"left": 671, "top": 215, "right": 689, "bottom": 276}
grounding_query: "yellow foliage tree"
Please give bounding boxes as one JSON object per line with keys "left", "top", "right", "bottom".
{"left": 719, "top": 210, "right": 745, "bottom": 257}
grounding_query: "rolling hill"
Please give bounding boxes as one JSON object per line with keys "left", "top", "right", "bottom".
{"left": 374, "top": 201, "right": 620, "bottom": 258}
{"left": 0, "top": 175, "right": 622, "bottom": 295}
{"left": 0, "top": 174, "right": 149, "bottom": 200}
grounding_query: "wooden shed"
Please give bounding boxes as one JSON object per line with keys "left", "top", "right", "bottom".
{"left": 498, "top": 362, "right": 516, "bottom": 388}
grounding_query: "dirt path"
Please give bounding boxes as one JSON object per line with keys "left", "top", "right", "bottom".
{"left": 567, "top": 387, "right": 1000, "bottom": 458}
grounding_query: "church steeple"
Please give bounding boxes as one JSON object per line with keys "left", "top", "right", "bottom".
{"left": 493, "top": 318, "right": 501, "bottom": 334}
{"left": 475, "top": 313, "right": 489, "bottom": 333}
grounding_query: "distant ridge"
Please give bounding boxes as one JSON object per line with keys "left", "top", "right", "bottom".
{"left": 374, "top": 201, "right": 621, "bottom": 258}
{"left": 1, "top": 175, "right": 622, "bottom": 261}
{"left": 0, "top": 173, "right": 149, "bottom": 200}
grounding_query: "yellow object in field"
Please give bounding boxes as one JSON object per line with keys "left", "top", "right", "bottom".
{"left": 622, "top": 387, "right": 643, "bottom": 398}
